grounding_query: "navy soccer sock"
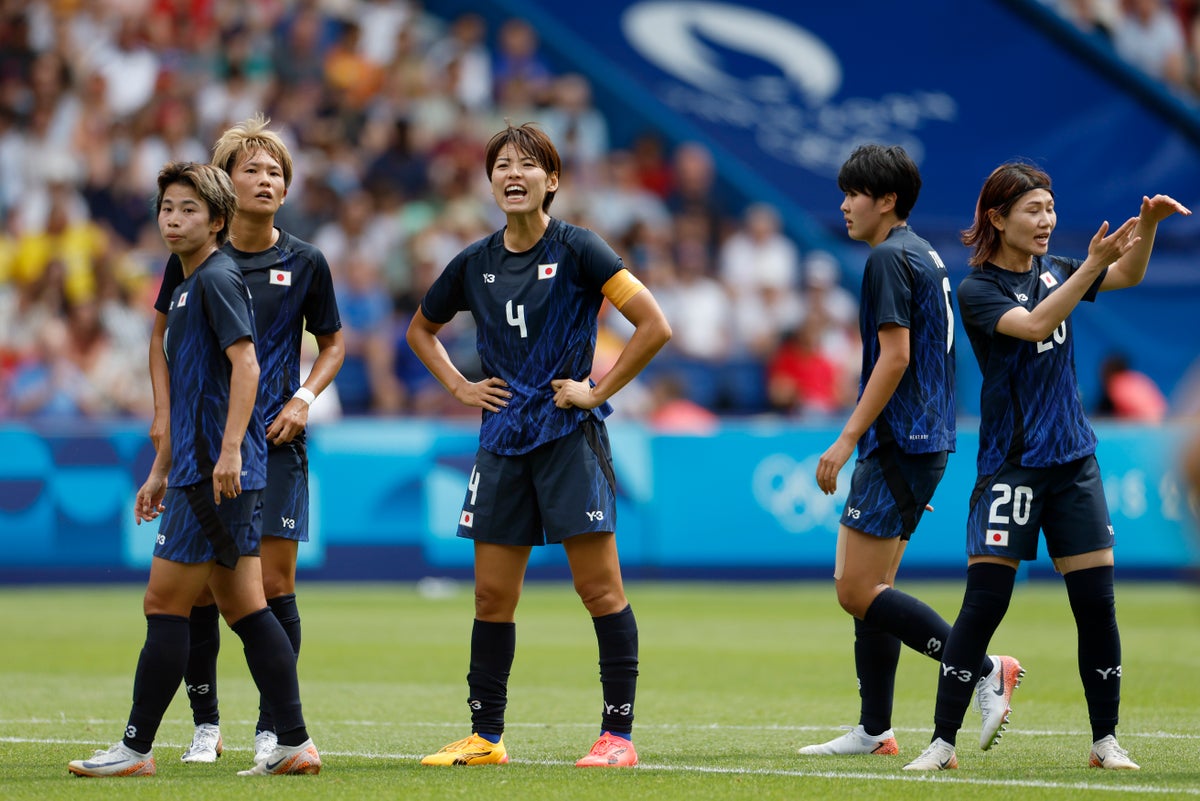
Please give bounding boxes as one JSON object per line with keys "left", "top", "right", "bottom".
{"left": 1064, "top": 565, "right": 1121, "bottom": 742}
{"left": 932, "top": 563, "right": 1015, "bottom": 745}
{"left": 256, "top": 593, "right": 302, "bottom": 734}
{"left": 467, "top": 619, "right": 516, "bottom": 738}
{"left": 231, "top": 607, "right": 308, "bottom": 747}
{"left": 864, "top": 587, "right": 950, "bottom": 661}
{"left": 124, "top": 614, "right": 190, "bottom": 753}
{"left": 593, "top": 604, "right": 638, "bottom": 738}
{"left": 852, "top": 616, "right": 900, "bottom": 736}
{"left": 184, "top": 603, "right": 221, "bottom": 727}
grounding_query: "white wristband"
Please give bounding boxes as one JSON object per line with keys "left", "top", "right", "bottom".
{"left": 293, "top": 387, "right": 316, "bottom": 406}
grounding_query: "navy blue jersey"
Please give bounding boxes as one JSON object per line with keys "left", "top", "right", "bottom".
{"left": 957, "top": 255, "right": 1106, "bottom": 473}
{"left": 857, "top": 224, "right": 956, "bottom": 457}
{"left": 156, "top": 230, "right": 342, "bottom": 431}
{"left": 420, "top": 218, "right": 619, "bottom": 455}
{"left": 163, "top": 251, "right": 266, "bottom": 489}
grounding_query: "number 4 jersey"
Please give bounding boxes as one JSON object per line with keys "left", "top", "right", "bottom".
{"left": 957, "top": 255, "right": 1106, "bottom": 474}
{"left": 420, "top": 218, "right": 637, "bottom": 456}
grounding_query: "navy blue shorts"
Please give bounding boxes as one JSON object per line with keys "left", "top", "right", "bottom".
{"left": 457, "top": 418, "right": 617, "bottom": 546}
{"left": 261, "top": 439, "right": 309, "bottom": 542}
{"left": 841, "top": 446, "right": 948, "bottom": 540}
{"left": 154, "top": 485, "right": 263, "bottom": 566}
{"left": 967, "top": 454, "right": 1114, "bottom": 561}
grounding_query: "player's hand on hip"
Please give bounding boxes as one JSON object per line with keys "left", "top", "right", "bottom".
{"left": 456, "top": 376, "right": 510, "bottom": 412}
{"left": 551, "top": 378, "right": 599, "bottom": 409}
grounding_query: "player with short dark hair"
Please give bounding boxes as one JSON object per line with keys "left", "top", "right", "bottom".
{"left": 149, "top": 115, "right": 344, "bottom": 767}
{"left": 408, "top": 122, "right": 671, "bottom": 768}
{"left": 800, "top": 144, "right": 1021, "bottom": 758}
{"left": 69, "top": 161, "right": 320, "bottom": 778}
{"left": 903, "top": 161, "right": 1189, "bottom": 771}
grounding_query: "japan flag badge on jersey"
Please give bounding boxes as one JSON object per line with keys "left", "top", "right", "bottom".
{"left": 1039, "top": 272, "right": 1058, "bottom": 289}
{"left": 176, "top": 291, "right": 188, "bottom": 308}
{"left": 459, "top": 510, "right": 474, "bottom": 528}
{"left": 270, "top": 270, "right": 292, "bottom": 286}
{"left": 986, "top": 529, "right": 1010, "bottom": 547}
{"left": 537, "top": 263, "right": 558, "bottom": 280}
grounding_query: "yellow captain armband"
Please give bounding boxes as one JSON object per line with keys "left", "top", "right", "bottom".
{"left": 601, "top": 269, "right": 645, "bottom": 310}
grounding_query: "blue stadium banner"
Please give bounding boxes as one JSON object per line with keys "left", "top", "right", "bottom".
{"left": 1, "top": 420, "right": 1196, "bottom": 581}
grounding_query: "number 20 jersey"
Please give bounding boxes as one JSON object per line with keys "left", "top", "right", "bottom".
{"left": 957, "top": 255, "right": 1105, "bottom": 475}
{"left": 420, "top": 218, "right": 620, "bottom": 456}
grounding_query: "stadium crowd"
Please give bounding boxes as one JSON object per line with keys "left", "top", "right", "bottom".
{"left": 0, "top": 0, "right": 1181, "bottom": 424}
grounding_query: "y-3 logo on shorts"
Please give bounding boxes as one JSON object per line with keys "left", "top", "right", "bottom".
{"left": 586, "top": 510, "right": 604, "bottom": 522}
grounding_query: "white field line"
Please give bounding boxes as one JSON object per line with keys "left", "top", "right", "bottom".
{"left": 6, "top": 721, "right": 1199, "bottom": 795}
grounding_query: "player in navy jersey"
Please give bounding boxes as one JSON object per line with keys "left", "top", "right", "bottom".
{"left": 408, "top": 123, "right": 671, "bottom": 768}
{"left": 800, "top": 144, "right": 1021, "bottom": 759}
{"left": 903, "top": 162, "right": 1189, "bottom": 772}
{"left": 148, "top": 116, "right": 344, "bottom": 766}
{"left": 69, "top": 162, "right": 320, "bottom": 778}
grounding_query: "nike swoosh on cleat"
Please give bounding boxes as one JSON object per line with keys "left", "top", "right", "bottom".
{"left": 265, "top": 758, "right": 287, "bottom": 772}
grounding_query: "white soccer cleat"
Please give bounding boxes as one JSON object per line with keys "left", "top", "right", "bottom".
{"left": 68, "top": 742, "right": 156, "bottom": 777}
{"left": 797, "top": 724, "right": 899, "bottom": 755}
{"left": 1089, "top": 735, "right": 1140, "bottom": 770}
{"left": 975, "top": 654, "right": 1024, "bottom": 750}
{"left": 253, "top": 730, "right": 278, "bottom": 765}
{"left": 238, "top": 738, "right": 321, "bottom": 775}
{"left": 180, "top": 723, "right": 222, "bottom": 763}
{"left": 902, "top": 737, "right": 958, "bottom": 771}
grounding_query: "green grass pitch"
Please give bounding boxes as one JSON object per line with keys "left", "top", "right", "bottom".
{"left": 2, "top": 579, "right": 1198, "bottom": 800}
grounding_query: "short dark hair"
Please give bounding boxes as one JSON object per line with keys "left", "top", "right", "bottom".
{"left": 837, "top": 144, "right": 922, "bottom": 221}
{"left": 961, "top": 161, "right": 1053, "bottom": 267}
{"left": 484, "top": 122, "right": 562, "bottom": 212}
{"left": 155, "top": 161, "right": 238, "bottom": 246}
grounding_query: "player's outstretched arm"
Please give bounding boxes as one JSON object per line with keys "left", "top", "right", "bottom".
{"left": 1102, "top": 195, "right": 1192, "bottom": 292}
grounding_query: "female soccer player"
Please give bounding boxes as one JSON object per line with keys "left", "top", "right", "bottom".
{"left": 800, "top": 144, "right": 1020, "bottom": 759}
{"left": 903, "top": 161, "right": 1189, "bottom": 771}
{"left": 69, "top": 162, "right": 320, "bottom": 777}
{"left": 407, "top": 122, "right": 671, "bottom": 768}
{"left": 149, "top": 115, "right": 344, "bottom": 766}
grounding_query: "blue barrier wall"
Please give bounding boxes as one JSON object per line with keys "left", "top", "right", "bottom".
{"left": 1, "top": 420, "right": 1196, "bottom": 582}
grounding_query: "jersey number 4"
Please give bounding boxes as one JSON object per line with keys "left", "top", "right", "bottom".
{"left": 506, "top": 300, "right": 528, "bottom": 338}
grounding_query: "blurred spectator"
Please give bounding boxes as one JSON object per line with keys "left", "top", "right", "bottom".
{"left": 492, "top": 18, "right": 553, "bottom": 107}
{"left": 82, "top": 14, "right": 161, "bottom": 120}
{"left": 425, "top": 13, "right": 492, "bottom": 113}
{"left": 766, "top": 317, "right": 853, "bottom": 419}
{"left": 7, "top": 316, "right": 93, "bottom": 418}
{"left": 1045, "top": 0, "right": 1120, "bottom": 44}
{"left": 1112, "top": 0, "right": 1189, "bottom": 90}
{"left": 647, "top": 373, "right": 719, "bottom": 434}
{"left": 334, "top": 254, "right": 403, "bottom": 415}
{"left": 584, "top": 150, "right": 671, "bottom": 243}
{"left": 11, "top": 185, "right": 107, "bottom": 304}
{"left": 540, "top": 73, "right": 609, "bottom": 186}
{"left": 665, "top": 141, "right": 730, "bottom": 259}
{"left": 1096, "top": 352, "right": 1169, "bottom": 422}
{"left": 719, "top": 202, "right": 803, "bottom": 358}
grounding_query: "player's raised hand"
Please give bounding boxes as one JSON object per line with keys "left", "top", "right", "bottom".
{"left": 1087, "top": 216, "right": 1140, "bottom": 267}
{"left": 454, "top": 376, "right": 511, "bottom": 412}
{"left": 1140, "top": 194, "right": 1192, "bottom": 223}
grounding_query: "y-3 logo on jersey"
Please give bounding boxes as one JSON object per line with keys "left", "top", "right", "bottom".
{"left": 483, "top": 274, "right": 495, "bottom": 283}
